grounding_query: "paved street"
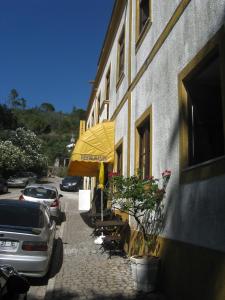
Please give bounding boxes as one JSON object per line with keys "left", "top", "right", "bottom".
{"left": 0, "top": 177, "right": 165, "bottom": 300}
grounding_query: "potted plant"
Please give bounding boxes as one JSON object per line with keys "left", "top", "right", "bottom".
{"left": 106, "top": 170, "right": 171, "bottom": 292}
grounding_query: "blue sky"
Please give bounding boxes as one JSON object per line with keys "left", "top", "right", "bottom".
{"left": 0, "top": 0, "right": 114, "bottom": 113}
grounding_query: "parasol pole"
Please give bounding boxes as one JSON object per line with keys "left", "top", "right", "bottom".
{"left": 98, "top": 161, "right": 104, "bottom": 221}
{"left": 94, "top": 161, "right": 105, "bottom": 244}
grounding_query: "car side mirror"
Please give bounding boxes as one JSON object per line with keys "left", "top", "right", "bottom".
{"left": 59, "top": 194, "right": 63, "bottom": 198}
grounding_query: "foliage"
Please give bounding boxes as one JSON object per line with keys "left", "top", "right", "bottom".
{"left": 106, "top": 170, "right": 171, "bottom": 252}
{"left": 8, "top": 89, "right": 26, "bottom": 109}
{"left": 39, "top": 102, "right": 55, "bottom": 112}
{"left": 0, "top": 140, "right": 27, "bottom": 173}
{"left": 0, "top": 104, "right": 18, "bottom": 130}
{"left": 0, "top": 128, "right": 47, "bottom": 176}
{"left": 2, "top": 89, "right": 86, "bottom": 167}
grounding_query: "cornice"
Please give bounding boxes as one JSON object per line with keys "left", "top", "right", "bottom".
{"left": 86, "top": 0, "right": 127, "bottom": 118}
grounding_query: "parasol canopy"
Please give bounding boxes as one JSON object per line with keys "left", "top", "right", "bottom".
{"left": 68, "top": 121, "right": 114, "bottom": 177}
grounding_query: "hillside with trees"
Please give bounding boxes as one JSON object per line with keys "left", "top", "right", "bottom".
{"left": 0, "top": 89, "right": 86, "bottom": 176}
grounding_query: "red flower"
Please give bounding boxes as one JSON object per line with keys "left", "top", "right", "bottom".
{"left": 162, "top": 169, "right": 171, "bottom": 177}
{"left": 108, "top": 171, "right": 119, "bottom": 178}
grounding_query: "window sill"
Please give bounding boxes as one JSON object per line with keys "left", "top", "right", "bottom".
{"left": 181, "top": 155, "right": 225, "bottom": 183}
{"left": 135, "top": 18, "right": 152, "bottom": 53}
{"left": 116, "top": 72, "right": 125, "bottom": 91}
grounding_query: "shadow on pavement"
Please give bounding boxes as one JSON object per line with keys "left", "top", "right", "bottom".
{"left": 48, "top": 237, "right": 64, "bottom": 278}
{"left": 45, "top": 288, "right": 166, "bottom": 300}
{"left": 80, "top": 211, "right": 95, "bottom": 228}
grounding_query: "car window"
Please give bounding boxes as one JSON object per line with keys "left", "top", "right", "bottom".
{"left": 0, "top": 205, "right": 44, "bottom": 228}
{"left": 24, "top": 187, "right": 56, "bottom": 199}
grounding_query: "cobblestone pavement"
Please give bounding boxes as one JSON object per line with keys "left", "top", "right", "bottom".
{"left": 45, "top": 192, "right": 165, "bottom": 300}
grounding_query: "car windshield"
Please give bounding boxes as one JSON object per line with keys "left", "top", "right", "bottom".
{"left": 64, "top": 176, "right": 79, "bottom": 182}
{"left": 24, "top": 187, "right": 56, "bottom": 199}
{"left": 0, "top": 205, "right": 44, "bottom": 228}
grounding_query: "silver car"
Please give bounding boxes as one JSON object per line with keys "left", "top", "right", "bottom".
{"left": 0, "top": 200, "right": 56, "bottom": 278}
{"left": 7, "top": 172, "right": 37, "bottom": 188}
{"left": 19, "top": 184, "right": 62, "bottom": 221}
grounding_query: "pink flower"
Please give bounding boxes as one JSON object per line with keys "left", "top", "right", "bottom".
{"left": 108, "top": 171, "right": 119, "bottom": 178}
{"left": 162, "top": 169, "right": 171, "bottom": 177}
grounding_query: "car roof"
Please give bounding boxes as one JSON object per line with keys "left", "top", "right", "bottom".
{"left": 0, "top": 199, "right": 41, "bottom": 209}
{"left": 25, "top": 184, "right": 57, "bottom": 191}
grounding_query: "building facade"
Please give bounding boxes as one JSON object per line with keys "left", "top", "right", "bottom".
{"left": 85, "top": 1, "right": 225, "bottom": 299}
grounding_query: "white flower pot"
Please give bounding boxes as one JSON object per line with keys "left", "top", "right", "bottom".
{"left": 130, "top": 255, "right": 160, "bottom": 292}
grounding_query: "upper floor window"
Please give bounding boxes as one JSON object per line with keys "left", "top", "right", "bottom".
{"left": 106, "top": 68, "right": 111, "bottom": 100}
{"left": 139, "top": 0, "right": 150, "bottom": 33}
{"left": 136, "top": 0, "right": 151, "bottom": 50}
{"left": 91, "top": 111, "right": 95, "bottom": 127}
{"left": 117, "top": 27, "right": 125, "bottom": 81}
{"left": 97, "top": 93, "right": 101, "bottom": 123}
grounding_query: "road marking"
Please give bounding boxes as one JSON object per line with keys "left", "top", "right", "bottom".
{"left": 45, "top": 201, "right": 67, "bottom": 299}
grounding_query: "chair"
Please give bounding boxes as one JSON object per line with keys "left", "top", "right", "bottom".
{"left": 101, "top": 221, "right": 129, "bottom": 258}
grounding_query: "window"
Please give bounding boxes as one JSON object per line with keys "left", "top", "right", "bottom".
{"left": 184, "top": 51, "right": 224, "bottom": 166}
{"left": 117, "top": 27, "right": 125, "bottom": 81}
{"left": 139, "top": 0, "right": 150, "bottom": 33}
{"left": 91, "top": 111, "right": 95, "bottom": 127}
{"left": 116, "top": 143, "right": 123, "bottom": 175}
{"left": 105, "top": 68, "right": 110, "bottom": 120}
{"left": 138, "top": 119, "right": 150, "bottom": 178}
{"left": 97, "top": 93, "right": 101, "bottom": 123}
{"left": 179, "top": 27, "right": 225, "bottom": 181}
{"left": 136, "top": 0, "right": 151, "bottom": 49}
{"left": 106, "top": 68, "right": 110, "bottom": 100}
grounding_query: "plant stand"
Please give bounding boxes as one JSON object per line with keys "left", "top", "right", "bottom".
{"left": 130, "top": 255, "right": 160, "bottom": 292}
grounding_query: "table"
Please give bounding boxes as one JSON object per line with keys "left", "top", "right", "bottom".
{"left": 95, "top": 220, "right": 126, "bottom": 228}
{"left": 94, "top": 219, "right": 127, "bottom": 237}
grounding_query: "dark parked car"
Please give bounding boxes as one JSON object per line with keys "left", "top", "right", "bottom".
{"left": 60, "top": 176, "right": 83, "bottom": 192}
{"left": 0, "top": 177, "right": 8, "bottom": 194}
{"left": 0, "top": 265, "right": 29, "bottom": 300}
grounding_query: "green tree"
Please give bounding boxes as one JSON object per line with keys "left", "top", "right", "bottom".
{"left": 0, "top": 104, "right": 18, "bottom": 129}
{"left": 40, "top": 102, "right": 55, "bottom": 112}
{"left": 0, "top": 128, "right": 47, "bottom": 176}
{"left": 8, "top": 89, "right": 27, "bottom": 109}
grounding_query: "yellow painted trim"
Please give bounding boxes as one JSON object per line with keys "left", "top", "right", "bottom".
{"left": 116, "top": 72, "right": 125, "bottom": 91}
{"left": 127, "top": 95, "right": 131, "bottom": 176}
{"left": 111, "top": 0, "right": 192, "bottom": 121}
{"left": 128, "top": 0, "right": 132, "bottom": 86}
{"left": 126, "top": 0, "right": 132, "bottom": 177}
{"left": 116, "top": 25, "right": 125, "bottom": 85}
{"left": 105, "top": 65, "right": 111, "bottom": 101}
{"left": 179, "top": 26, "right": 225, "bottom": 183}
{"left": 86, "top": 0, "right": 126, "bottom": 116}
{"left": 157, "top": 236, "right": 225, "bottom": 300}
{"left": 114, "top": 138, "right": 123, "bottom": 174}
{"left": 134, "top": 106, "right": 152, "bottom": 176}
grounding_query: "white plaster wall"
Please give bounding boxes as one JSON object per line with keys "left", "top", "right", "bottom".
{"left": 131, "top": 0, "right": 181, "bottom": 79}
{"left": 86, "top": 0, "right": 225, "bottom": 252}
{"left": 130, "top": 0, "right": 225, "bottom": 251}
{"left": 95, "top": 1, "right": 130, "bottom": 121}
